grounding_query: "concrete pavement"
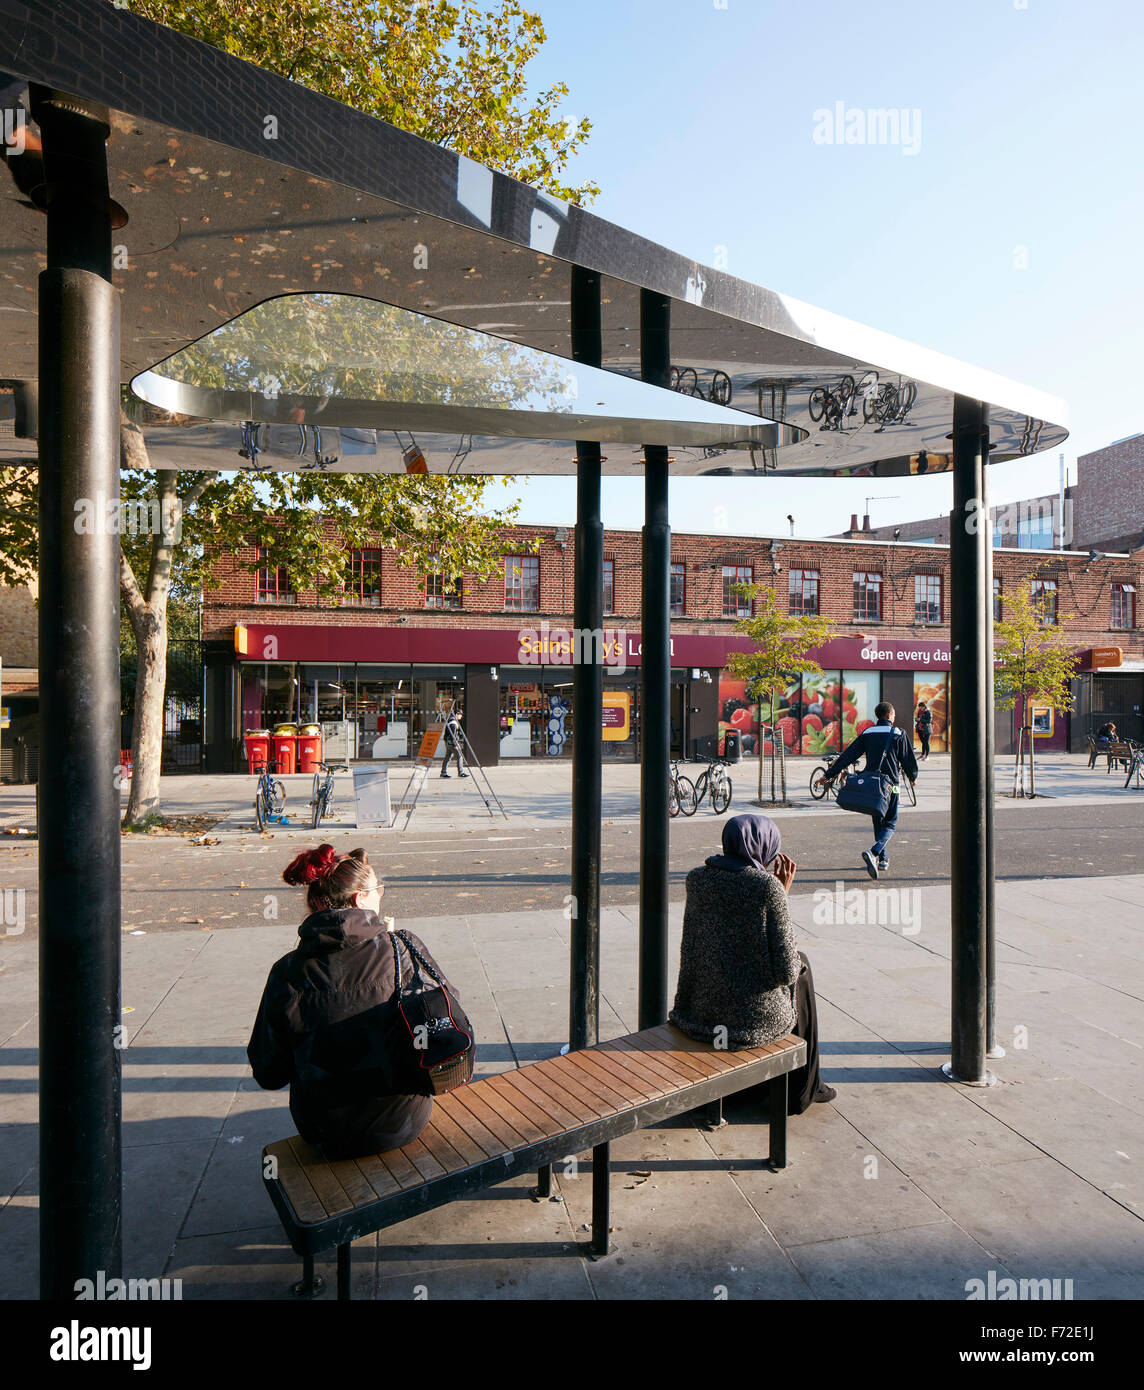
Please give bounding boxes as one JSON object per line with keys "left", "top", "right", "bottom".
{"left": 2, "top": 868, "right": 1142, "bottom": 1300}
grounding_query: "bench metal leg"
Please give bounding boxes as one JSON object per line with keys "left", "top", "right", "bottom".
{"left": 768, "top": 1074, "right": 789, "bottom": 1169}
{"left": 291, "top": 1252, "right": 325, "bottom": 1298}
{"left": 700, "top": 1097, "right": 726, "bottom": 1130}
{"left": 531, "top": 1163, "right": 553, "bottom": 1201}
{"left": 588, "top": 1142, "right": 612, "bottom": 1260}
{"left": 337, "top": 1243, "right": 352, "bottom": 1301}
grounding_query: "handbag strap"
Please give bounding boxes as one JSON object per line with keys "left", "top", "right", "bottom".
{"left": 394, "top": 929, "right": 443, "bottom": 989}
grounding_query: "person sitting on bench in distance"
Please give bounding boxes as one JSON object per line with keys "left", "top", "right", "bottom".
{"left": 247, "top": 845, "right": 467, "bottom": 1159}
{"left": 669, "top": 813, "right": 834, "bottom": 1113}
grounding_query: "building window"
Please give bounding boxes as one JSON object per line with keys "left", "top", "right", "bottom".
{"left": 504, "top": 554, "right": 540, "bottom": 611}
{"left": 914, "top": 573, "right": 942, "bottom": 625}
{"left": 993, "top": 576, "right": 1002, "bottom": 623}
{"left": 722, "top": 565, "right": 753, "bottom": 617}
{"left": 1017, "top": 512, "right": 1055, "bottom": 550}
{"left": 670, "top": 562, "right": 686, "bottom": 616}
{"left": 853, "top": 571, "right": 882, "bottom": 622}
{"left": 343, "top": 548, "right": 381, "bottom": 606}
{"left": 256, "top": 546, "right": 295, "bottom": 604}
{"left": 1111, "top": 582, "right": 1136, "bottom": 630}
{"left": 1031, "top": 578, "right": 1058, "bottom": 626}
{"left": 603, "top": 559, "right": 614, "bottom": 615}
{"left": 788, "top": 568, "right": 819, "bottom": 616}
{"left": 425, "top": 571, "right": 463, "bottom": 609}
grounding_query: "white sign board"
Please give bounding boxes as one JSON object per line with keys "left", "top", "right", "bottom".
{"left": 352, "top": 766, "right": 392, "bottom": 828}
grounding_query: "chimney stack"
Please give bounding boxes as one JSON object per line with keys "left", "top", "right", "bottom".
{"left": 862, "top": 514, "right": 872, "bottom": 532}
{"left": 849, "top": 513, "right": 859, "bottom": 534}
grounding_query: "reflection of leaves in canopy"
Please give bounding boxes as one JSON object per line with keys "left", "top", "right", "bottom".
{"left": 166, "top": 294, "right": 573, "bottom": 413}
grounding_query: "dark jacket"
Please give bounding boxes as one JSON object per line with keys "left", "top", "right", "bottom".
{"left": 915, "top": 707, "right": 933, "bottom": 732}
{"left": 827, "top": 719, "right": 919, "bottom": 789}
{"left": 669, "top": 864, "right": 801, "bottom": 1048}
{"left": 247, "top": 908, "right": 459, "bottom": 1158}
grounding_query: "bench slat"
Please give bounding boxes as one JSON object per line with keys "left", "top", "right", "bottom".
{"left": 423, "top": 1110, "right": 493, "bottom": 1169}
{"left": 374, "top": 1145, "right": 427, "bottom": 1191}
{"left": 556, "top": 1054, "right": 637, "bottom": 1109}
{"left": 326, "top": 1158, "right": 378, "bottom": 1209}
{"left": 619, "top": 1033, "right": 717, "bottom": 1081}
{"left": 272, "top": 1148, "right": 329, "bottom": 1226}
{"left": 413, "top": 1122, "right": 469, "bottom": 1176}
{"left": 573, "top": 1049, "right": 655, "bottom": 1103}
{"left": 476, "top": 1078, "right": 552, "bottom": 1146}
{"left": 499, "top": 1066, "right": 594, "bottom": 1129}
{"left": 604, "top": 1036, "right": 708, "bottom": 1087}
{"left": 354, "top": 1153, "right": 404, "bottom": 1200}
{"left": 484, "top": 1073, "right": 567, "bottom": 1140}
{"left": 587, "top": 1043, "right": 670, "bottom": 1098}
{"left": 443, "top": 1088, "right": 525, "bottom": 1153}
{"left": 401, "top": 1134, "right": 449, "bottom": 1182}
{"left": 527, "top": 1058, "right": 614, "bottom": 1118}
{"left": 641, "top": 1028, "right": 738, "bottom": 1074}
{"left": 287, "top": 1136, "right": 355, "bottom": 1219}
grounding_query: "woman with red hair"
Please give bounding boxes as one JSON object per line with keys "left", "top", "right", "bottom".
{"left": 247, "top": 844, "right": 467, "bottom": 1158}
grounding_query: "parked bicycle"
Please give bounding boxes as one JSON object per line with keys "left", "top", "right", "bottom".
{"left": 669, "top": 759, "right": 697, "bottom": 818}
{"left": 864, "top": 378, "right": 917, "bottom": 429}
{"left": 1123, "top": 740, "right": 1144, "bottom": 791}
{"left": 808, "top": 375, "right": 854, "bottom": 431}
{"left": 309, "top": 761, "right": 344, "bottom": 828}
{"left": 688, "top": 753, "right": 733, "bottom": 814}
{"left": 253, "top": 760, "right": 286, "bottom": 832}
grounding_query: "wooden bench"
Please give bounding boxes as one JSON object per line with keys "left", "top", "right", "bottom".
{"left": 1106, "top": 741, "right": 1134, "bottom": 773}
{"left": 261, "top": 1022, "right": 806, "bottom": 1299}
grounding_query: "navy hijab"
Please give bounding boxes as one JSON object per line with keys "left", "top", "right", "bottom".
{"left": 705, "top": 813, "right": 782, "bottom": 873}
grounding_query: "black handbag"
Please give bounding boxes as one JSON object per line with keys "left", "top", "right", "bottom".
{"left": 390, "top": 930, "right": 475, "bottom": 1096}
{"left": 835, "top": 729, "right": 899, "bottom": 819}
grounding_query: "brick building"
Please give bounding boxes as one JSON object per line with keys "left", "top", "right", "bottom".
{"left": 201, "top": 522, "right": 1144, "bottom": 771}
{"left": 857, "top": 432, "right": 1144, "bottom": 553}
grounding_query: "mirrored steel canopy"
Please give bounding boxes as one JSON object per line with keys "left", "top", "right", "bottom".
{"left": 0, "top": 0, "right": 1067, "bottom": 476}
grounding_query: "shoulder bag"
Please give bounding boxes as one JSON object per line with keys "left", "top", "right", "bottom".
{"left": 835, "top": 728, "right": 899, "bottom": 819}
{"left": 390, "top": 930, "right": 475, "bottom": 1095}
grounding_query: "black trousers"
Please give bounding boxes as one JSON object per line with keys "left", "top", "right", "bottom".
{"left": 917, "top": 728, "right": 931, "bottom": 757}
{"left": 744, "top": 951, "right": 825, "bottom": 1116}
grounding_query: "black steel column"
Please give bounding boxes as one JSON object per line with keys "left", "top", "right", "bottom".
{"left": 981, "top": 441, "right": 1001, "bottom": 1058}
{"left": 946, "top": 395, "right": 991, "bottom": 1085}
{"left": 33, "top": 88, "right": 123, "bottom": 1297}
{"left": 569, "top": 265, "right": 603, "bottom": 1052}
{"left": 638, "top": 290, "right": 671, "bottom": 1028}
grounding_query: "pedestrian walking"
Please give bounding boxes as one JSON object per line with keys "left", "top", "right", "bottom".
{"left": 440, "top": 709, "right": 467, "bottom": 778}
{"left": 823, "top": 701, "right": 918, "bottom": 880}
{"left": 914, "top": 700, "right": 933, "bottom": 760}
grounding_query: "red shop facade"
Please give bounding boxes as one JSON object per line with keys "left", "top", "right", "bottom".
{"left": 207, "top": 623, "right": 971, "bottom": 771}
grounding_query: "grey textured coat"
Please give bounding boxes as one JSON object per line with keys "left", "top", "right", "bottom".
{"left": 669, "top": 864, "right": 801, "bottom": 1048}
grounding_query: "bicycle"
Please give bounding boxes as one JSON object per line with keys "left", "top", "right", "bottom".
{"left": 809, "top": 765, "right": 845, "bottom": 801}
{"left": 1123, "top": 741, "right": 1144, "bottom": 791}
{"left": 808, "top": 375, "right": 855, "bottom": 432}
{"left": 666, "top": 365, "right": 733, "bottom": 405}
{"left": 253, "top": 760, "right": 286, "bottom": 832}
{"left": 691, "top": 753, "right": 733, "bottom": 814}
{"left": 669, "top": 759, "right": 697, "bottom": 818}
{"left": 309, "top": 761, "right": 344, "bottom": 828}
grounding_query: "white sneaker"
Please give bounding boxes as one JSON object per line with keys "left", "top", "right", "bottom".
{"left": 862, "top": 850, "right": 879, "bottom": 880}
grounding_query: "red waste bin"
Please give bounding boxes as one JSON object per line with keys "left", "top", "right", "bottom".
{"left": 297, "top": 723, "right": 323, "bottom": 774}
{"left": 244, "top": 730, "right": 270, "bottom": 774}
{"left": 271, "top": 727, "right": 297, "bottom": 776}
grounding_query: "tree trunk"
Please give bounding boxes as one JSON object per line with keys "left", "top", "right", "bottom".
{"left": 769, "top": 684, "right": 777, "bottom": 802}
{"left": 1028, "top": 721, "right": 1036, "bottom": 797}
{"left": 124, "top": 605, "right": 168, "bottom": 822}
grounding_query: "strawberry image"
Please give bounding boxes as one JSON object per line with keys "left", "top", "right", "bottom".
{"left": 804, "top": 713, "right": 823, "bottom": 732}
{"left": 856, "top": 718, "right": 875, "bottom": 735}
{"left": 843, "top": 702, "right": 857, "bottom": 722}
{"left": 821, "top": 697, "right": 837, "bottom": 721}
{"left": 801, "top": 733, "right": 817, "bottom": 755}
{"left": 778, "top": 715, "right": 799, "bottom": 748}
{"left": 822, "top": 720, "right": 841, "bottom": 748}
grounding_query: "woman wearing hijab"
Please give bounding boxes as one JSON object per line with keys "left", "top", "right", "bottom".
{"left": 669, "top": 813, "right": 834, "bottom": 1114}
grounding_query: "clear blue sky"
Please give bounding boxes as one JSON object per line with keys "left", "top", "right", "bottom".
{"left": 495, "top": 0, "right": 1143, "bottom": 538}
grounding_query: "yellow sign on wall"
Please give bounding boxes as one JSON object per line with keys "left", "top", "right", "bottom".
{"left": 602, "top": 691, "right": 630, "bottom": 741}
{"left": 1029, "top": 705, "right": 1054, "bottom": 737}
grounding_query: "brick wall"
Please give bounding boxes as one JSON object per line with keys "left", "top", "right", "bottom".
{"left": 0, "top": 583, "right": 38, "bottom": 667}
{"left": 202, "top": 525, "right": 1143, "bottom": 661}
{"left": 1074, "top": 434, "right": 1144, "bottom": 552}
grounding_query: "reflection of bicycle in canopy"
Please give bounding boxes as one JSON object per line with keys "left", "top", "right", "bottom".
{"left": 808, "top": 375, "right": 858, "bottom": 431}
{"left": 864, "top": 378, "right": 917, "bottom": 429}
{"left": 667, "top": 365, "right": 733, "bottom": 405}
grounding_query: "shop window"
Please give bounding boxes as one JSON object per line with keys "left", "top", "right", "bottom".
{"left": 993, "top": 576, "right": 1002, "bottom": 622}
{"left": 343, "top": 548, "right": 381, "bottom": 606}
{"left": 1031, "top": 578, "right": 1057, "bottom": 626}
{"left": 603, "top": 559, "right": 614, "bottom": 615}
{"left": 670, "top": 562, "right": 686, "bottom": 616}
{"left": 914, "top": 573, "right": 942, "bottom": 624}
{"left": 788, "top": 568, "right": 819, "bottom": 616}
{"left": 504, "top": 555, "right": 540, "bottom": 611}
{"left": 853, "top": 571, "right": 882, "bottom": 622}
{"left": 256, "top": 546, "right": 295, "bottom": 604}
{"left": 722, "top": 565, "right": 753, "bottom": 617}
{"left": 425, "top": 572, "right": 463, "bottom": 609}
{"left": 1111, "top": 582, "right": 1136, "bottom": 629}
